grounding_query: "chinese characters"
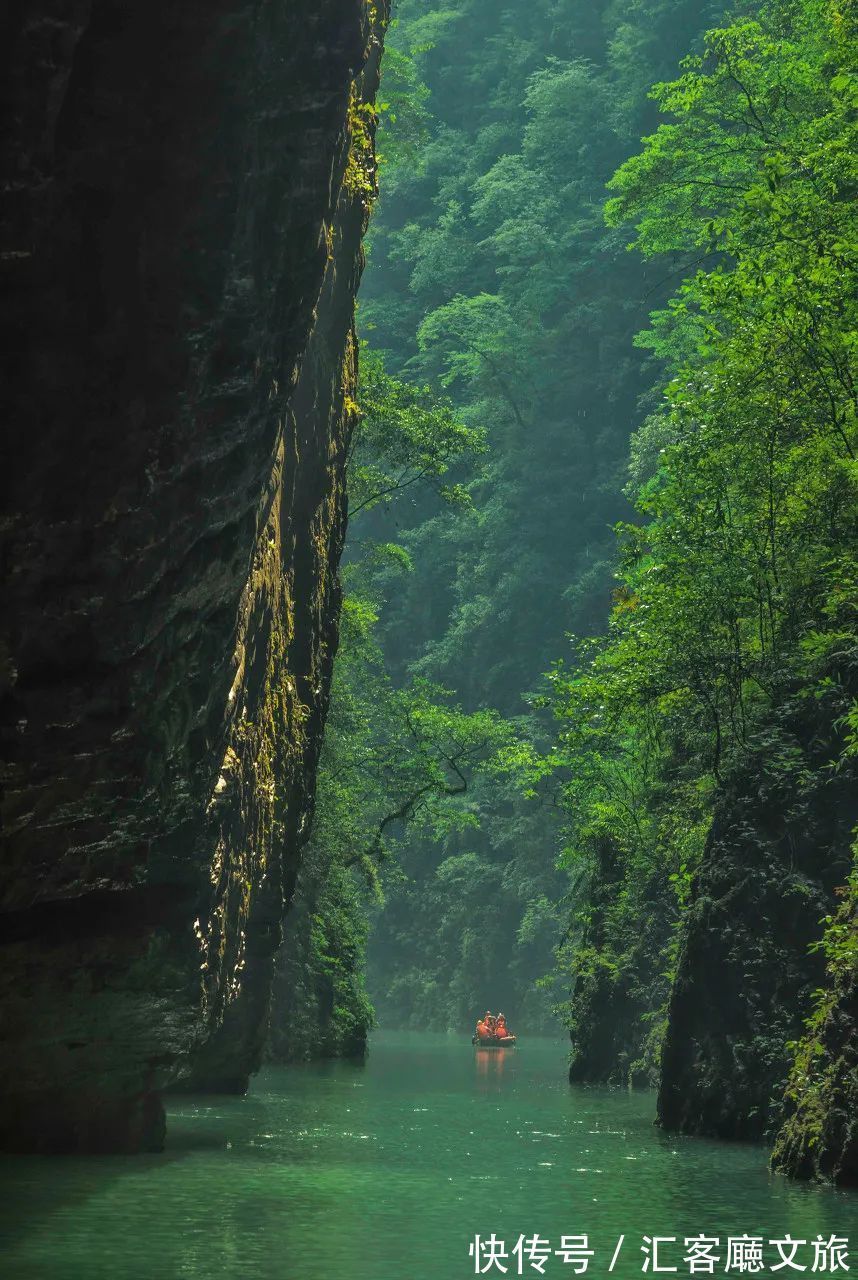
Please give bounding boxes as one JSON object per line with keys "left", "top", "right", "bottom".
{"left": 468, "top": 1235, "right": 850, "bottom": 1276}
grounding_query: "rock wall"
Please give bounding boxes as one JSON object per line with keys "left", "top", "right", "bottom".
{"left": 0, "top": 0, "right": 386, "bottom": 1152}
{"left": 267, "top": 846, "right": 372, "bottom": 1066}
{"left": 657, "top": 709, "right": 856, "bottom": 1145}
{"left": 566, "top": 835, "right": 675, "bottom": 1091}
{"left": 771, "top": 865, "right": 858, "bottom": 1186}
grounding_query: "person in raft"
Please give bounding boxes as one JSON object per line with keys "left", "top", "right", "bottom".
{"left": 475, "top": 1011, "right": 514, "bottom": 1042}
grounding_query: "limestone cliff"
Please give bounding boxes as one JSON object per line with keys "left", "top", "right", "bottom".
{"left": 657, "top": 702, "right": 856, "bottom": 1145}
{"left": 0, "top": 0, "right": 387, "bottom": 1152}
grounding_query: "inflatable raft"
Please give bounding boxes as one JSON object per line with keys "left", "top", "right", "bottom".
{"left": 472, "top": 1035, "right": 517, "bottom": 1047}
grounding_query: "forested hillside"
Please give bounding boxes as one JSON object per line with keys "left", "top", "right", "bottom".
{"left": 548, "top": 0, "right": 857, "bottom": 1172}
{"left": 355, "top": 0, "right": 733, "bottom": 1033}
{"left": 268, "top": 0, "right": 857, "bottom": 1185}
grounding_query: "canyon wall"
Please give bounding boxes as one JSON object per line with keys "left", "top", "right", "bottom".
{"left": 657, "top": 698, "right": 856, "bottom": 1155}
{"left": 771, "top": 872, "right": 858, "bottom": 1186}
{"left": 0, "top": 0, "right": 386, "bottom": 1152}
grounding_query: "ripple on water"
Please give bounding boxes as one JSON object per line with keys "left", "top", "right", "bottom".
{"left": 0, "top": 1033, "right": 855, "bottom": 1280}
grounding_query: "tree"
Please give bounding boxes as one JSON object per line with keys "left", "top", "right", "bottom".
{"left": 547, "top": 0, "right": 857, "bottom": 1110}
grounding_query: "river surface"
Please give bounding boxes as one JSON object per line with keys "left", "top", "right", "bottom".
{"left": 1, "top": 1033, "right": 856, "bottom": 1280}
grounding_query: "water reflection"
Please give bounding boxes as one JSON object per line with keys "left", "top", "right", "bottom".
{"left": 475, "top": 1046, "right": 509, "bottom": 1080}
{"left": 0, "top": 1033, "right": 855, "bottom": 1280}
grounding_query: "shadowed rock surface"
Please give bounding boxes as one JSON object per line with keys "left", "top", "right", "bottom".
{"left": 771, "top": 877, "right": 858, "bottom": 1186}
{"left": 0, "top": 0, "right": 386, "bottom": 1152}
{"left": 657, "top": 705, "right": 856, "bottom": 1145}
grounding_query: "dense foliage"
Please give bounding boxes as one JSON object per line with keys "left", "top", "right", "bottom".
{"left": 269, "top": 362, "right": 515, "bottom": 1058}
{"left": 275, "top": 0, "right": 856, "bottom": 1176}
{"left": 358, "top": 0, "right": 728, "bottom": 1031}
{"left": 548, "top": 0, "right": 857, "bottom": 1107}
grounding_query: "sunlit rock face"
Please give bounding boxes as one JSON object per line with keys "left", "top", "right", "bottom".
{"left": 0, "top": 0, "right": 385, "bottom": 1152}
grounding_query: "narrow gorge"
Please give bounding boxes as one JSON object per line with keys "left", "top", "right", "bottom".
{"left": 0, "top": 5, "right": 855, "bottom": 1275}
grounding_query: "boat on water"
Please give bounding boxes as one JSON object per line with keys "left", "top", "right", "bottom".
{"left": 473, "top": 1012, "right": 516, "bottom": 1046}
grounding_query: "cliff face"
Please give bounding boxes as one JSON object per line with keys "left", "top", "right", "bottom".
{"left": 771, "top": 865, "right": 858, "bottom": 1186}
{"left": 657, "top": 707, "right": 856, "bottom": 1145}
{"left": 0, "top": 0, "right": 386, "bottom": 1152}
{"left": 566, "top": 836, "right": 674, "bottom": 1091}
{"left": 267, "top": 838, "right": 372, "bottom": 1065}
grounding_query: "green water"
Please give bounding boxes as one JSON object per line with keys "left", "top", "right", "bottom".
{"left": 1, "top": 1033, "right": 855, "bottom": 1280}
